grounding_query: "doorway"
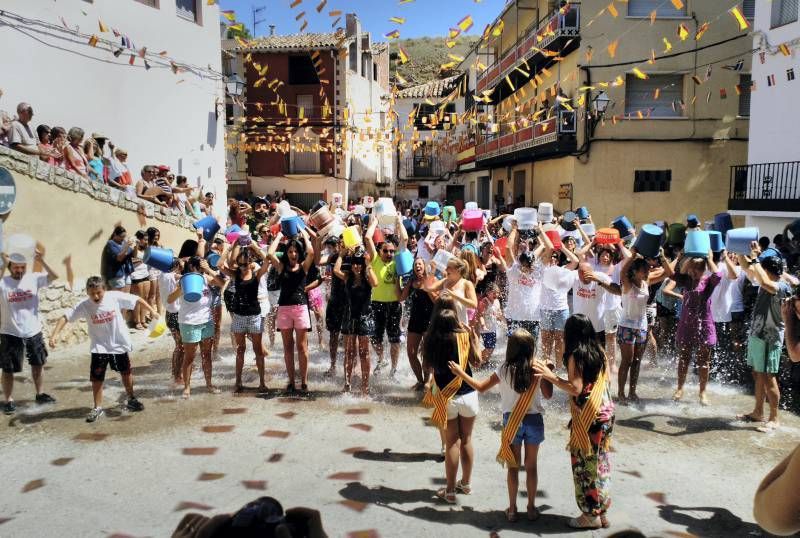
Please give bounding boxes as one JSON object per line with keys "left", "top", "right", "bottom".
{"left": 513, "top": 170, "right": 526, "bottom": 207}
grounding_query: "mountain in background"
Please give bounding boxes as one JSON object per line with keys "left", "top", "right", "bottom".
{"left": 388, "top": 36, "right": 480, "bottom": 87}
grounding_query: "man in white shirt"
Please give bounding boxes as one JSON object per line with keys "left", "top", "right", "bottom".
{"left": 572, "top": 262, "right": 613, "bottom": 341}
{"left": 49, "top": 276, "right": 156, "bottom": 422}
{"left": 1, "top": 250, "right": 58, "bottom": 415}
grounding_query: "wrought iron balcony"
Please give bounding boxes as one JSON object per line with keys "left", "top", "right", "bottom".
{"left": 729, "top": 161, "right": 800, "bottom": 212}
{"left": 475, "top": 110, "right": 577, "bottom": 165}
{"left": 402, "top": 155, "right": 454, "bottom": 179}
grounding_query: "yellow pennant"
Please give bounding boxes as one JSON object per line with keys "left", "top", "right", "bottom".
{"left": 389, "top": 16, "right": 406, "bottom": 24}
{"left": 654, "top": 88, "right": 661, "bottom": 100}
{"left": 695, "top": 22, "right": 710, "bottom": 41}
{"left": 607, "top": 2, "right": 618, "bottom": 18}
{"left": 607, "top": 39, "right": 618, "bottom": 58}
{"left": 678, "top": 23, "right": 689, "bottom": 41}
{"left": 663, "top": 37, "right": 673, "bottom": 52}
{"left": 632, "top": 68, "right": 648, "bottom": 79}
{"left": 729, "top": 6, "right": 750, "bottom": 31}
{"left": 671, "top": 0, "right": 684, "bottom": 10}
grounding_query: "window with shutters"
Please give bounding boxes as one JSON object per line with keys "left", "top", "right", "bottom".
{"left": 634, "top": 170, "right": 672, "bottom": 192}
{"left": 738, "top": 74, "right": 751, "bottom": 117}
{"left": 742, "top": 0, "right": 755, "bottom": 19}
{"left": 176, "top": 0, "right": 200, "bottom": 23}
{"left": 625, "top": 74, "right": 683, "bottom": 117}
{"left": 771, "top": 0, "right": 799, "bottom": 28}
{"left": 628, "top": 0, "right": 687, "bottom": 17}
{"left": 296, "top": 94, "right": 314, "bottom": 119}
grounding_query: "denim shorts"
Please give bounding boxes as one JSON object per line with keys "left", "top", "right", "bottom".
{"left": 502, "top": 412, "right": 545, "bottom": 445}
{"left": 179, "top": 320, "right": 215, "bottom": 344}
{"left": 540, "top": 309, "right": 569, "bottom": 331}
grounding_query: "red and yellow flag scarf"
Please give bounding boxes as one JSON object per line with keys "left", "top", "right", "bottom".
{"left": 426, "top": 332, "right": 472, "bottom": 430}
{"left": 496, "top": 375, "right": 541, "bottom": 468}
{"left": 567, "top": 370, "right": 609, "bottom": 456}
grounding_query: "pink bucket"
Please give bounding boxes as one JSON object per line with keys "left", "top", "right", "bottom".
{"left": 462, "top": 209, "right": 483, "bottom": 232}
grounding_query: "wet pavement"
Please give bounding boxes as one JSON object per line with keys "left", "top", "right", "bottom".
{"left": 1, "top": 320, "right": 798, "bottom": 538}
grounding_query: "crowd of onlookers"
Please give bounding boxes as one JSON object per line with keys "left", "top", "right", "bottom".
{"left": 0, "top": 93, "right": 213, "bottom": 219}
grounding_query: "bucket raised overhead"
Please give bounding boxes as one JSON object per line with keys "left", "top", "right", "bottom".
{"left": 143, "top": 247, "right": 175, "bottom": 272}
{"left": 180, "top": 273, "right": 205, "bottom": 303}
{"left": 633, "top": 224, "right": 663, "bottom": 259}
{"left": 726, "top": 227, "right": 759, "bottom": 255}
{"left": 684, "top": 230, "right": 710, "bottom": 257}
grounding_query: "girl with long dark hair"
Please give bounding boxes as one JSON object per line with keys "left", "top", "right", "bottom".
{"left": 449, "top": 328, "right": 553, "bottom": 521}
{"left": 534, "top": 314, "right": 615, "bottom": 530}
{"left": 401, "top": 257, "right": 436, "bottom": 390}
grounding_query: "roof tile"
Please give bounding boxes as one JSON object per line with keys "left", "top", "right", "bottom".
{"left": 396, "top": 74, "right": 461, "bottom": 99}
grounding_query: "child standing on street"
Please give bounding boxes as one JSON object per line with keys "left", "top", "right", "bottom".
{"left": 50, "top": 276, "right": 156, "bottom": 422}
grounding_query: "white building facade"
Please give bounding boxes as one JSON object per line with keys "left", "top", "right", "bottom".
{"left": 0, "top": 0, "right": 226, "bottom": 214}
{"left": 731, "top": 0, "right": 800, "bottom": 238}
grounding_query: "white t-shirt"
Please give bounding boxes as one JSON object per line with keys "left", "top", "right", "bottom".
{"left": 605, "top": 263, "right": 623, "bottom": 311}
{"left": 177, "top": 277, "right": 212, "bottom": 326}
{"left": 159, "top": 272, "right": 180, "bottom": 314}
{"left": 540, "top": 265, "right": 573, "bottom": 311}
{"left": 710, "top": 267, "right": 741, "bottom": 323}
{"left": 0, "top": 273, "right": 49, "bottom": 338}
{"left": 495, "top": 364, "right": 545, "bottom": 415}
{"left": 66, "top": 291, "right": 139, "bottom": 354}
{"left": 505, "top": 261, "right": 543, "bottom": 321}
{"left": 619, "top": 280, "right": 649, "bottom": 331}
{"left": 480, "top": 299, "right": 501, "bottom": 334}
{"left": 572, "top": 271, "right": 611, "bottom": 332}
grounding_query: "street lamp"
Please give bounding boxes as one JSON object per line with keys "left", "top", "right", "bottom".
{"left": 589, "top": 90, "right": 610, "bottom": 136}
{"left": 225, "top": 74, "right": 245, "bottom": 97}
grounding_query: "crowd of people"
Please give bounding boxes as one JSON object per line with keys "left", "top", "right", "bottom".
{"left": 1, "top": 190, "right": 800, "bottom": 531}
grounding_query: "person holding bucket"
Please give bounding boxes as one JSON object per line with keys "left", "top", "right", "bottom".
{"left": 220, "top": 241, "right": 271, "bottom": 394}
{"left": 167, "top": 256, "right": 226, "bottom": 399}
{"left": 267, "top": 229, "right": 315, "bottom": 394}
{"left": 502, "top": 219, "right": 545, "bottom": 344}
{"left": 401, "top": 257, "right": 437, "bottom": 390}
{"left": 158, "top": 260, "right": 184, "bottom": 386}
{"left": 129, "top": 230, "right": 152, "bottom": 331}
{"left": 671, "top": 249, "right": 721, "bottom": 405}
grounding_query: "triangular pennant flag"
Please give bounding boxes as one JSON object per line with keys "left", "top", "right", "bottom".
{"left": 99, "top": 19, "right": 109, "bottom": 33}
{"left": 607, "top": 39, "right": 618, "bottom": 58}
{"left": 729, "top": 6, "right": 749, "bottom": 30}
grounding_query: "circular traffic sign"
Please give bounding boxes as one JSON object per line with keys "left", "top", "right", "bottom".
{"left": 0, "top": 166, "right": 17, "bottom": 215}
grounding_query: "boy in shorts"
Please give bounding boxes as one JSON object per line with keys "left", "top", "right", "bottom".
{"left": 50, "top": 276, "right": 156, "bottom": 422}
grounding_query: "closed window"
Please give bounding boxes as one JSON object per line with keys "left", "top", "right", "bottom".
{"left": 634, "top": 170, "right": 672, "bottom": 192}
{"left": 373, "top": 63, "right": 378, "bottom": 81}
{"left": 135, "top": 0, "right": 159, "bottom": 6}
{"left": 742, "top": 0, "right": 755, "bottom": 19}
{"left": 297, "top": 94, "right": 314, "bottom": 119}
{"left": 771, "top": 0, "right": 799, "bottom": 28}
{"left": 628, "top": 0, "right": 687, "bottom": 17}
{"left": 625, "top": 74, "right": 683, "bottom": 117}
{"left": 418, "top": 186, "right": 429, "bottom": 198}
{"left": 176, "top": 0, "right": 199, "bottom": 23}
{"left": 288, "top": 56, "right": 319, "bottom": 85}
{"left": 738, "top": 74, "right": 751, "bottom": 117}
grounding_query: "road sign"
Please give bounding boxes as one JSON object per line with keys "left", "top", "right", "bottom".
{"left": 0, "top": 167, "right": 17, "bottom": 215}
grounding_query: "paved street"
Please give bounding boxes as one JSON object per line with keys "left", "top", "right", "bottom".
{"left": 1, "top": 324, "right": 797, "bottom": 538}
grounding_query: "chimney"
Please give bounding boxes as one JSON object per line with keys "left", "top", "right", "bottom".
{"left": 345, "top": 13, "right": 361, "bottom": 39}
{"left": 269, "top": 25, "right": 275, "bottom": 36}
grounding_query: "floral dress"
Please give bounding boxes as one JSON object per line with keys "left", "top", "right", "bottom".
{"left": 569, "top": 377, "right": 615, "bottom": 516}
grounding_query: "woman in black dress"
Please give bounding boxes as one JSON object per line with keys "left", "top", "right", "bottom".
{"left": 400, "top": 257, "right": 436, "bottom": 390}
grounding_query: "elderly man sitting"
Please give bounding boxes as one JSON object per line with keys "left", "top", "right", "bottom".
{"left": 9, "top": 103, "right": 57, "bottom": 160}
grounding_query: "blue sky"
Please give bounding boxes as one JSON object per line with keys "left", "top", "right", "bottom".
{"left": 218, "top": 0, "right": 507, "bottom": 39}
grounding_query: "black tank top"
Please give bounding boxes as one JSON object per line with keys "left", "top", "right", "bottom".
{"left": 232, "top": 274, "right": 261, "bottom": 316}
{"left": 346, "top": 278, "right": 372, "bottom": 318}
{"left": 278, "top": 267, "right": 308, "bottom": 306}
{"left": 409, "top": 285, "right": 434, "bottom": 322}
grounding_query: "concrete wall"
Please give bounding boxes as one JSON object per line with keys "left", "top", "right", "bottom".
{"left": 248, "top": 175, "right": 349, "bottom": 202}
{"left": 573, "top": 140, "right": 746, "bottom": 227}
{"left": 0, "top": 0, "right": 226, "bottom": 215}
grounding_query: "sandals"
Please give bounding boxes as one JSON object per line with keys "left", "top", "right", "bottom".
{"left": 455, "top": 480, "right": 471, "bottom": 495}
{"left": 757, "top": 421, "right": 779, "bottom": 433}
{"left": 505, "top": 507, "right": 519, "bottom": 522}
{"left": 435, "top": 488, "right": 457, "bottom": 504}
{"left": 527, "top": 506, "right": 540, "bottom": 521}
{"left": 568, "top": 514, "right": 602, "bottom": 529}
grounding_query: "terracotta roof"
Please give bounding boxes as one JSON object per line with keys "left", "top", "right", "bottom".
{"left": 396, "top": 75, "right": 461, "bottom": 99}
{"left": 236, "top": 32, "right": 346, "bottom": 52}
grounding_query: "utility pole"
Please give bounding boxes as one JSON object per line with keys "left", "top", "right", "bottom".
{"left": 252, "top": 5, "right": 266, "bottom": 36}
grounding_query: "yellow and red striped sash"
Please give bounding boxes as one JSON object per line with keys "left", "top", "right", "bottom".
{"left": 567, "top": 371, "right": 608, "bottom": 456}
{"left": 428, "top": 332, "right": 471, "bottom": 430}
{"left": 496, "top": 376, "right": 541, "bottom": 468}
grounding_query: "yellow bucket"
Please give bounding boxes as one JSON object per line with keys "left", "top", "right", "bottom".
{"left": 148, "top": 318, "right": 167, "bottom": 338}
{"left": 342, "top": 225, "right": 362, "bottom": 249}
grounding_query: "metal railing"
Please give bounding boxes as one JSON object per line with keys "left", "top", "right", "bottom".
{"left": 477, "top": 3, "right": 581, "bottom": 93}
{"left": 729, "top": 161, "right": 800, "bottom": 212}
{"left": 476, "top": 109, "right": 577, "bottom": 160}
{"left": 404, "top": 156, "right": 452, "bottom": 178}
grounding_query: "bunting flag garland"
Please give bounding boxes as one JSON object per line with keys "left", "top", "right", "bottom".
{"left": 316, "top": 0, "right": 327, "bottom": 12}
{"left": 607, "top": 39, "right": 618, "bottom": 58}
{"left": 767, "top": 74, "right": 776, "bottom": 87}
{"left": 671, "top": 0, "right": 684, "bottom": 9}
{"left": 719, "top": 88, "right": 727, "bottom": 99}
{"left": 632, "top": 67, "right": 648, "bottom": 79}
{"left": 695, "top": 22, "right": 710, "bottom": 41}
{"left": 389, "top": 17, "right": 406, "bottom": 24}
{"left": 677, "top": 23, "right": 690, "bottom": 41}
{"left": 458, "top": 15, "right": 474, "bottom": 32}
{"left": 88, "top": 34, "right": 99, "bottom": 47}
{"left": 221, "top": 10, "right": 236, "bottom": 22}
{"left": 397, "top": 47, "right": 410, "bottom": 64}
{"left": 98, "top": 19, "right": 109, "bottom": 33}
{"left": 722, "top": 59, "right": 744, "bottom": 71}
{"left": 788, "top": 68, "right": 796, "bottom": 82}
{"left": 607, "top": 3, "right": 618, "bottom": 18}
{"left": 729, "top": 6, "right": 749, "bottom": 31}
{"left": 778, "top": 43, "right": 791, "bottom": 56}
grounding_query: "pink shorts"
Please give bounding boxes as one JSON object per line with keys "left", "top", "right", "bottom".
{"left": 308, "top": 287, "right": 324, "bottom": 310}
{"left": 276, "top": 305, "right": 311, "bottom": 331}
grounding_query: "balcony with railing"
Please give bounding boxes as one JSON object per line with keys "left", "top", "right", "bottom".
{"left": 475, "top": 109, "right": 577, "bottom": 165}
{"left": 476, "top": 3, "right": 581, "bottom": 99}
{"left": 400, "top": 154, "right": 456, "bottom": 180}
{"left": 729, "top": 161, "right": 800, "bottom": 212}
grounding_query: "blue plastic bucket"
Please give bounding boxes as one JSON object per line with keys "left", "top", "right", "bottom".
{"left": 143, "top": 247, "right": 175, "bottom": 272}
{"left": 193, "top": 216, "right": 220, "bottom": 241}
{"left": 633, "top": 224, "right": 663, "bottom": 259}
{"left": 561, "top": 211, "right": 578, "bottom": 231}
{"left": 612, "top": 216, "right": 634, "bottom": 239}
{"left": 687, "top": 214, "right": 700, "bottom": 228}
{"left": 713, "top": 213, "right": 733, "bottom": 238}
{"left": 206, "top": 252, "right": 221, "bottom": 270}
{"left": 180, "top": 273, "right": 205, "bottom": 303}
{"left": 394, "top": 249, "right": 414, "bottom": 276}
{"left": 726, "top": 227, "right": 759, "bottom": 255}
{"left": 424, "top": 201, "right": 441, "bottom": 217}
{"left": 442, "top": 205, "right": 457, "bottom": 223}
{"left": 708, "top": 231, "right": 724, "bottom": 253}
{"left": 280, "top": 215, "right": 305, "bottom": 237}
{"left": 576, "top": 206, "right": 590, "bottom": 220}
{"left": 684, "top": 230, "right": 710, "bottom": 257}
{"left": 667, "top": 223, "right": 686, "bottom": 245}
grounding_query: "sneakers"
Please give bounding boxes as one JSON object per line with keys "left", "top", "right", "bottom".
{"left": 3, "top": 401, "right": 16, "bottom": 415}
{"left": 35, "top": 393, "right": 56, "bottom": 404}
{"left": 86, "top": 407, "right": 104, "bottom": 423}
{"left": 126, "top": 397, "right": 144, "bottom": 412}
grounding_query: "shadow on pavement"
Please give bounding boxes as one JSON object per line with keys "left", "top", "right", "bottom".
{"left": 352, "top": 448, "right": 443, "bottom": 463}
{"left": 8, "top": 406, "right": 94, "bottom": 425}
{"left": 338, "top": 482, "right": 573, "bottom": 534}
{"left": 658, "top": 504, "right": 773, "bottom": 537}
{"left": 616, "top": 413, "right": 760, "bottom": 437}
